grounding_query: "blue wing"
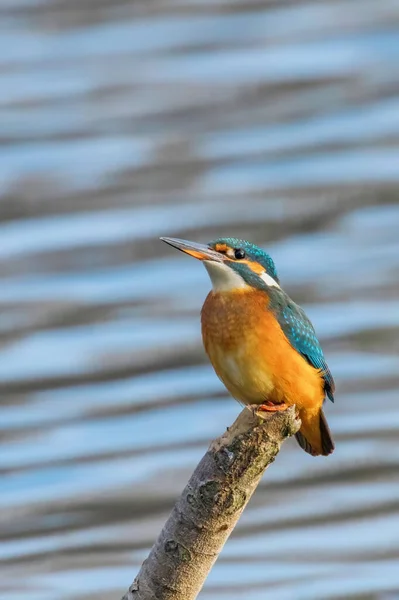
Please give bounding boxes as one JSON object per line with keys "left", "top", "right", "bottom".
{"left": 271, "top": 291, "right": 335, "bottom": 402}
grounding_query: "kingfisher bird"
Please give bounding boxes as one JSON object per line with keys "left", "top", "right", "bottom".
{"left": 160, "top": 236, "right": 335, "bottom": 456}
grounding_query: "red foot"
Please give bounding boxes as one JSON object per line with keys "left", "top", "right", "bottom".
{"left": 257, "top": 401, "right": 288, "bottom": 413}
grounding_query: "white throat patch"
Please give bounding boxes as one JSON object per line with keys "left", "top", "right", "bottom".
{"left": 203, "top": 260, "right": 280, "bottom": 292}
{"left": 259, "top": 270, "right": 280, "bottom": 288}
{"left": 203, "top": 261, "right": 249, "bottom": 292}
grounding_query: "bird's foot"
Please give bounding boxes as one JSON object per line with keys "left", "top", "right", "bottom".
{"left": 256, "top": 401, "right": 289, "bottom": 413}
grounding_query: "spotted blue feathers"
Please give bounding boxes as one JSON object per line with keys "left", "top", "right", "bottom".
{"left": 270, "top": 290, "right": 335, "bottom": 403}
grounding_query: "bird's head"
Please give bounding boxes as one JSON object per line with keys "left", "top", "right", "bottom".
{"left": 160, "top": 236, "right": 280, "bottom": 292}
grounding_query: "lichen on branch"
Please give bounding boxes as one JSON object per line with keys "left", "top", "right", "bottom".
{"left": 122, "top": 406, "right": 300, "bottom": 600}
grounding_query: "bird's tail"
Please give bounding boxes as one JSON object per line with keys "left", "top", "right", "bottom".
{"left": 295, "top": 409, "right": 335, "bottom": 456}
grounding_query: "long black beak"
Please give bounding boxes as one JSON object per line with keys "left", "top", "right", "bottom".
{"left": 160, "top": 237, "right": 222, "bottom": 262}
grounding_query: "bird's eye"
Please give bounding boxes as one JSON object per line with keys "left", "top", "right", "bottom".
{"left": 234, "top": 248, "right": 246, "bottom": 260}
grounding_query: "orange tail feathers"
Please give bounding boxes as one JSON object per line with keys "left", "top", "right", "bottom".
{"left": 295, "top": 409, "right": 335, "bottom": 456}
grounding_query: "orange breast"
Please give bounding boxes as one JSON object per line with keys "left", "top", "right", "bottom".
{"left": 201, "top": 289, "right": 324, "bottom": 414}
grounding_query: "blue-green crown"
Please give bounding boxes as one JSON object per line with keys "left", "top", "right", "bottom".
{"left": 209, "top": 237, "right": 279, "bottom": 284}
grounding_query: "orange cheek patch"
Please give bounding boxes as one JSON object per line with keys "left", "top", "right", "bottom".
{"left": 222, "top": 257, "right": 265, "bottom": 275}
{"left": 230, "top": 259, "right": 264, "bottom": 274}
{"left": 246, "top": 261, "right": 264, "bottom": 275}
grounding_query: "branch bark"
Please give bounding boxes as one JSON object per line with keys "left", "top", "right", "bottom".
{"left": 122, "top": 406, "right": 300, "bottom": 600}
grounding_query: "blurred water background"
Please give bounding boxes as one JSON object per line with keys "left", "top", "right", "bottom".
{"left": 1, "top": 0, "right": 399, "bottom": 598}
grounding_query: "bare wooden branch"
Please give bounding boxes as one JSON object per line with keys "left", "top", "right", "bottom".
{"left": 122, "top": 406, "right": 300, "bottom": 600}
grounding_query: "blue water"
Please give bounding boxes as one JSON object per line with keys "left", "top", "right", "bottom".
{"left": 1, "top": 1, "right": 399, "bottom": 599}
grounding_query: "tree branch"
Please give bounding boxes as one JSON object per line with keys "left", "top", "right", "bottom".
{"left": 122, "top": 406, "right": 300, "bottom": 600}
